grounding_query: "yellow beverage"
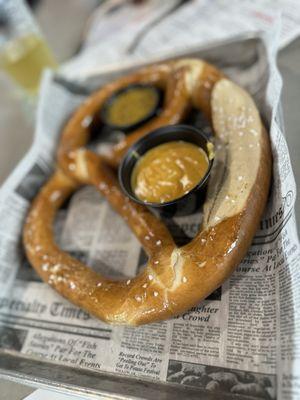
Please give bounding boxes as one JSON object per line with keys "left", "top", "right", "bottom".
{"left": 0, "top": 33, "right": 57, "bottom": 94}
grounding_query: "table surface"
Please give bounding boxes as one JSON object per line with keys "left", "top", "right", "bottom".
{"left": 0, "top": 1, "right": 299, "bottom": 399}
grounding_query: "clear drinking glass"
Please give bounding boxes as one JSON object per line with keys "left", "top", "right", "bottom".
{"left": 0, "top": 0, "right": 57, "bottom": 95}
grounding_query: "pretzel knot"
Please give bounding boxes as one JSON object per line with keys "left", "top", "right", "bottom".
{"left": 23, "top": 59, "right": 271, "bottom": 325}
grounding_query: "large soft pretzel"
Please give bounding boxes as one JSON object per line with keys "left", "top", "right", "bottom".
{"left": 23, "top": 59, "right": 271, "bottom": 325}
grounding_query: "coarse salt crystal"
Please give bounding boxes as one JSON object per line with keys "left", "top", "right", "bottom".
{"left": 50, "top": 190, "right": 61, "bottom": 202}
{"left": 81, "top": 115, "right": 93, "bottom": 128}
{"left": 42, "top": 263, "right": 49, "bottom": 271}
{"left": 197, "top": 261, "right": 206, "bottom": 268}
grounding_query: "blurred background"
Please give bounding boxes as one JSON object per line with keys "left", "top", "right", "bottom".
{"left": 0, "top": 0, "right": 299, "bottom": 398}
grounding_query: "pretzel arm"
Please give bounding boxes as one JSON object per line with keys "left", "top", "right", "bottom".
{"left": 88, "top": 158, "right": 175, "bottom": 255}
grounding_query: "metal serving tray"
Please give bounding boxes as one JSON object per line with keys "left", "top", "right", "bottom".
{"left": 0, "top": 33, "right": 271, "bottom": 399}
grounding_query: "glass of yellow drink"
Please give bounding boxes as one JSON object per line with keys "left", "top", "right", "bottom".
{"left": 0, "top": 0, "right": 57, "bottom": 94}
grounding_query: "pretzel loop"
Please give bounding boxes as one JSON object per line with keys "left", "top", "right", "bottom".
{"left": 58, "top": 63, "right": 189, "bottom": 180}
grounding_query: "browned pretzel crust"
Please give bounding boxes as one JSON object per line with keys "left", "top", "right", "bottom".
{"left": 23, "top": 59, "right": 271, "bottom": 325}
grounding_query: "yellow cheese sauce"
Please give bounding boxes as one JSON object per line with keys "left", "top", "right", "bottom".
{"left": 131, "top": 141, "right": 209, "bottom": 203}
{"left": 106, "top": 87, "right": 158, "bottom": 127}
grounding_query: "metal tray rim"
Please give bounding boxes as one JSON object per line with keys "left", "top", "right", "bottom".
{"left": 0, "top": 351, "right": 261, "bottom": 400}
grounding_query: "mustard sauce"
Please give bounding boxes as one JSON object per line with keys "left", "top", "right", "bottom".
{"left": 106, "top": 87, "right": 158, "bottom": 127}
{"left": 131, "top": 141, "right": 209, "bottom": 203}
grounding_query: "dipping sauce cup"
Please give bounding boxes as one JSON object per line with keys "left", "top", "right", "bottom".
{"left": 119, "top": 124, "right": 214, "bottom": 217}
{"left": 101, "top": 84, "right": 162, "bottom": 133}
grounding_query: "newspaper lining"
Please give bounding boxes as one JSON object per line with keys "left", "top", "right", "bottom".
{"left": 0, "top": 31, "right": 299, "bottom": 400}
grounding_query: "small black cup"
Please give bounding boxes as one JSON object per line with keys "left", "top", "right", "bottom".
{"left": 101, "top": 84, "right": 162, "bottom": 133}
{"left": 118, "top": 124, "right": 214, "bottom": 217}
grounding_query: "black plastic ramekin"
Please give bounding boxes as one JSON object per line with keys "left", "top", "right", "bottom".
{"left": 101, "top": 84, "right": 162, "bottom": 133}
{"left": 118, "top": 124, "right": 214, "bottom": 217}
